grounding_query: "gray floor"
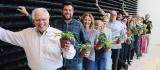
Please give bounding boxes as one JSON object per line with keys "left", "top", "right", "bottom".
{"left": 129, "top": 44, "right": 160, "bottom": 70}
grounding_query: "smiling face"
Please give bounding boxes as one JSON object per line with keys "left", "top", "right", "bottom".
{"left": 102, "top": 17, "right": 109, "bottom": 25}
{"left": 95, "top": 20, "right": 104, "bottom": 31}
{"left": 117, "top": 13, "right": 123, "bottom": 20}
{"left": 83, "top": 16, "right": 92, "bottom": 28}
{"left": 62, "top": 5, "right": 74, "bottom": 20}
{"left": 110, "top": 10, "right": 117, "bottom": 21}
{"left": 33, "top": 10, "right": 49, "bottom": 33}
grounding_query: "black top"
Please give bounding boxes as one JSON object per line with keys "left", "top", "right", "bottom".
{"left": 143, "top": 20, "right": 152, "bottom": 34}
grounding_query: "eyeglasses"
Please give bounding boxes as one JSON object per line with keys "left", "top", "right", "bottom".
{"left": 111, "top": 13, "right": 117, "bottom": 16}
{"left": 34, "top": 18, "right": 48, "bottom": 22}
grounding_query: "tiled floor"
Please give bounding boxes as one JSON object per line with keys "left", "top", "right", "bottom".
{"left": 128, "top": 44, "right": 160, "bottom": 70}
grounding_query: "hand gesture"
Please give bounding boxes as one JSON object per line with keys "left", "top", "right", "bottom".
{"left": 17, "top": 6, "right": 29, "bottom": 16}
{"left": 121, "top": 2, "right": 126, "bottom": 9}
{"left": 96, "top": 0, "right": 99, "bottom": 6}
{"left": 115, "top": 38, "right": 121, "bottom": 44}
{"left": 62, "top": 41, "right": 71, "bottom": 52}
{"left": 82, "top": 51, "right": 90, "bottom": 58}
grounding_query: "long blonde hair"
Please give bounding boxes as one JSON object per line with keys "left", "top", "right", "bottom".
{"left": 81, "top": 12, "right": 95, "bottom": 29}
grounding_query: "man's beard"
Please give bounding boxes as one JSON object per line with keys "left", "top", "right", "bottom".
{"left": 63, "top": 15, "right": 72, "bottom": 20}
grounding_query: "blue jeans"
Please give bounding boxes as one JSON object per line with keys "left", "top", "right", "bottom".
{"left": 83, "top": 58, "right": 95, "bottom": 70}
{"left": 95, "top": 48, "right": 112, "bottom": 70}
{"left": 62, "top": 58, "right": 83, "bottom": 70}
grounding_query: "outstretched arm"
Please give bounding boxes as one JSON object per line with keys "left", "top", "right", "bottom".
{"left": 17, "top": 6, "right": 29, "bottom": 16}
{"left": 121, "top": 2, "right": 128, "bottom": 16}
{"left": 0, "top": 27, "right": 26, "bottom": 47}
{"left": 17, "top": 6, "right": 35, "bottom": 26}
{"left": 96, "top": 0, "right": 106, "bottom": 16}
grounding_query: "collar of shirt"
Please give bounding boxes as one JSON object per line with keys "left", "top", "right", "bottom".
{"left": 35, "top": 26, "right": 53, "bottom": 35}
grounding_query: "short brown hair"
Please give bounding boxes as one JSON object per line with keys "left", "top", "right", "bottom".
{"left": 62, "top": 1, "right": 74, "bottom": 10}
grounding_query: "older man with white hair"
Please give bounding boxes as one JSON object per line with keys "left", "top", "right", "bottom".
{"left": 0, "top": 8, "right": 76, "bottom": 70}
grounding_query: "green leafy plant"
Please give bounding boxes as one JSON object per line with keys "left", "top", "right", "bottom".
{"left": 56, "top": 31, "right": 75, "bottom": 48}
{"left": 56, "top": 31, "right": 75, "bottom": 41}
{"left": 143, "top": 24, "right": 148, "bottom": 33}
{"left": 115, "top": 36, "right": 121, "bottom": 44}
{"left": 126, "top": 37, "right": 132, "bottom": 45}
{"left": 143, "top": 28, "right": 148, "bottom": 33}
{"left": 103, "top": 39, "right": 112, "bottom": 48}
{"left": 98, "top": 33, "right": 112, "bottom": 49}
{"left": 131, "top": 27, "right": 138, "bottom": 34}
{"left": 80, "top": 44, "right": 91, "bottom": 51}
{"left": 80, "top": 43, "right": 91, "bottom": 57}
{"left": 131, "top": 26, "right": 142, "bottom": 35}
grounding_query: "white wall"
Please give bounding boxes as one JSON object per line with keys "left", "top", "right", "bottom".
{"left": 138, "top": 0, "right": 160, "bottom": 44}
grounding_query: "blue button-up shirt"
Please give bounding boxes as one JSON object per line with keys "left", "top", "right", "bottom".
{"left": 53, "top": 19, "right": 90, "bottom": 45}
{"left": 53, "top": 18, "right": 91, "bottom": 65}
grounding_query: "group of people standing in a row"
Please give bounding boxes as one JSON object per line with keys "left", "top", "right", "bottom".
{"left": 0, "top": 1, "right": 152, "bottom": 70}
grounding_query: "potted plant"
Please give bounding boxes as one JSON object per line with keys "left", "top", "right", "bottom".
{"left": 103, "top": 39, "right": 112, "bottom": 52}
{"left": 126, "top": 31, "right": 132, "bottom": 37}
{"left": 115, "top": 36, "right": 121, "bottom": 44}
{"left": 143, "top": 28, "right": 148, "bottom": 34}
{"left": 80, "top": 44, "right": 91, "bottom": 57}
{"left": 95, "top": 41, "right": 101, "bottom": 51}
{"left": 142, "top": 24, "right": 148, "bottom": 34}
{"left": 131, "top": 27, "right": 138, "bottom": 35}
{"left": 139, "top": 26, "right": 146, "bottom": 35}
{"left": 98, "top": 33, "right": 112, "bottom": 52}
{"left": 126, "top": 31, "right": 132, "bottom": 45}
{"left": 56, "top": 31, "right": 75, "bottom": 48}
{"left": 131, "top": 27, "right": 142, "bottom": 35}
{"left": 126, "top": 37, "right": 132, "bottom": 45}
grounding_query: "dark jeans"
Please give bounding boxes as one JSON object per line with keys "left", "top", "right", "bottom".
{"left": 134, "top": 35, "right": 141, "bottom": 58}
{"left": 62, "top": 58, "right": 83, "bottom": 70}
{"left": 83, "top": 58, "right": 95, "bottom": 70}
{"left": 118, "top": 43, "right": 126, "bottom": 70}
{"left": 130, "top": 41, "right": 135, "bottom": 60}
{"left": 130, "top": 49, "right": 135, "bottom": 60}
{"left": 124, "top": 44, "right": 131, "bottom": 63}
{"left": 111, "top": 49, "right": 121, "bottom": 70}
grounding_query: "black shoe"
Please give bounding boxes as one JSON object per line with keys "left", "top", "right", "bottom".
{"left": 127, "top": 60, "right": 132, "bottom": 65}
{"left": 128, "top": 62, "right": 131, "bottom": 65}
